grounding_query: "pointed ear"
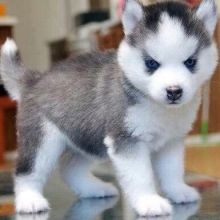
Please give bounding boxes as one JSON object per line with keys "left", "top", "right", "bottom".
{"left": 122, "top": 0, "right": 144, "bottom": 35}
{"left": 195, "top": 0, "right": 218, "bottom": 36}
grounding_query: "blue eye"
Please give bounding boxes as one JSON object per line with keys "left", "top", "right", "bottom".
{"left": 145, "top": 59, "right": 160, "bottom": 72}
{"left": 184, "top": 58, "right": 197, "bottom": 71}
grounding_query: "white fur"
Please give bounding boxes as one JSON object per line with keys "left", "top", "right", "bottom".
{"left": 1, "top": 38, "right": 18, "bottom": 55}
{"left": 145, "top": 14, "right": 218, "bottom": 105}
{"left": 146, "top": 13, "right": 199, "bottom": 62}
{"left": 106, "top": 106, "right": 201, "bottom": 215}
{"left": 60, "top": 150, "right": 118, "bottom": 198}
{"left": 196, "top": 0, "right": 217, "bottom": 36}
{"left": 15, "top": 190, "right": 50, "bottom": 214}
{"left": 104, "top": 136, "right": 115, "bottom": 154}
{"left": 107, "top": 141, "right": 172, "bottom": 216}
{"left": 134, "top": 195, "right": 172, "bottom": 217}
{"left": 125, "top": 95, "right": 201, "bottom": 151}
{"left": 122, "top": 0, "right": 143, "bottom": 35}
{"left": 15, "top": 119, "right": 66, "bottom": 213}
{"left": 106, "top": 95, "right": 201, "bottom": 214}
{"left": 118, "top": 41, "right": 148, "bottom": 96}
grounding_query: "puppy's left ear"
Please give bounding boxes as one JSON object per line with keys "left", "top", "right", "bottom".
{"left": 195, "top": 0, "right": 218, "bottom": 36}
{"left": 122, "top": 0, "right": 144, "bottom": 35}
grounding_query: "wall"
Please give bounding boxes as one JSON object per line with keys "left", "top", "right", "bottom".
{"left": 216, "top": 1, "right": 220, "bottom": 14}
{"left": 70, "top": 0, "right": 89, "bottom": 15}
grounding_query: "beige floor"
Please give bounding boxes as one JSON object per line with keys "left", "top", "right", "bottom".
{"left": 186, "top": 146, "right": 220, "bottom": 179}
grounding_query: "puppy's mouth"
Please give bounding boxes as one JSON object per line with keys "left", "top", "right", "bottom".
{"left": 169, "top": 101, "right": 179, "bottom": 105}
{"left": 167, "top": 100, "right": 182, "bottom": 106}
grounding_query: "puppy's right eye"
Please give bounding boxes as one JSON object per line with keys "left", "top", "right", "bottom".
{"left": 145, "top": 59, "right": 160, "bottom": 73}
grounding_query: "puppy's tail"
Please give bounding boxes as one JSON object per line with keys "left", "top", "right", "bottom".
{"left": 0, "top": 38, "right": 25, "bottom": 101}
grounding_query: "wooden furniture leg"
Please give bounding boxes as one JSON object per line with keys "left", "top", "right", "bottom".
{"left": 0, "top": 97, "right": 16, "bottom": 165}
{"left": 0, "top": 108, "right": 5, "bottom": 164}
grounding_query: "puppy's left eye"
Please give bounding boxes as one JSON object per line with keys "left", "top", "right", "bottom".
{"left": 184, "top": 58, "right": 197, "bottom": 71}
{"left": 145, "top": 59, "right": 160, "bottom": 73}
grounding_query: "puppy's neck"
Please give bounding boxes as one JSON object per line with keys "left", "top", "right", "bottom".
{"left": 122, "top": 75, "right": 146, "bottom": 105}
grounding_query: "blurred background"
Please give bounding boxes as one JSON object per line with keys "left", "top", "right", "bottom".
{"left": 0, "top": 0, "right": 220, "bottom": 218}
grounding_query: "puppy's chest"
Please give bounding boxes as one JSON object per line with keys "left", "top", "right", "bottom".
{"left": 124, "top": 102, "right": 197, "bottom": 150}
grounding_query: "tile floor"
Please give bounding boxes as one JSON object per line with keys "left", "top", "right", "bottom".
{"left": 1, "top": 169, "right": 220, "bottom": 220}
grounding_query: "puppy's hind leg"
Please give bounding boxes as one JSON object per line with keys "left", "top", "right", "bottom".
{"left": 15, "top": 119, "right": 65, "bottom": 214}
{"left": 59, "top": 149, "right": 118, "bottom": 198}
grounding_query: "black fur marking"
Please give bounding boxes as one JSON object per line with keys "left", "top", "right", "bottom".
{"left": 15, "top": 102, "right": 43, "bottom": 176}
{"left": 113, "top": 134, "right": 139, "bottom": 155}
{"left": 15, "top": 159, "right": 33, "bottom": 175}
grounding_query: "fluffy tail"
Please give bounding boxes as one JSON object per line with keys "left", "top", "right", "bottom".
{"left": 0, "top": 38, "right": 25, "bottom": 101}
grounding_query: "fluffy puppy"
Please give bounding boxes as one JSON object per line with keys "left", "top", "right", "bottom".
{"left": 0, "top": 0, "right": 218, "bottom": 217}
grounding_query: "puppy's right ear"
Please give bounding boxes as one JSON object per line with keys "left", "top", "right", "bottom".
{"left": 122, "top": 0, "right": 144, "bottom": 35}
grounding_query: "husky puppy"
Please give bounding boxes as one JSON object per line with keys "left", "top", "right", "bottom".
{"left": 0, "top": 0, "right": 218, "bottom": 217}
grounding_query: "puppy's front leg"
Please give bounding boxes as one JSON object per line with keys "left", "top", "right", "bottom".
{"left": 104, "top": 136, "right": 172, "bottom": 217}
{"left": 153, "top": 140, "right": 200, "bottom": 204}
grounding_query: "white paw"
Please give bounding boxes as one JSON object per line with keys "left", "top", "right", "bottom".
{"left": 78, "top": 181, "right": 119, "bottom": 198}
{"left": 134, "top": 195, "right": 172, "bottom": 217}
{"left": 16, "top": 212, "right": 49, "bottom": 220}
{"left": 15, "top": 191, "right": 50, "bottom": 214}
{"left": 165, "top": 184, "right": 200, "bottom": 204}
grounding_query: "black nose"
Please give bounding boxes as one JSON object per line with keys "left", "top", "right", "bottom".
{"left": 166, "top": 86, "right": 183, "bottom": 102}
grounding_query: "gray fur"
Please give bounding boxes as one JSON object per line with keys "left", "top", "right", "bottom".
{"left": 11, "top": 50, "right": 141, "bottom": 174}
{"left": 35, "top": 51, "right": 134, "bottom": 156}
